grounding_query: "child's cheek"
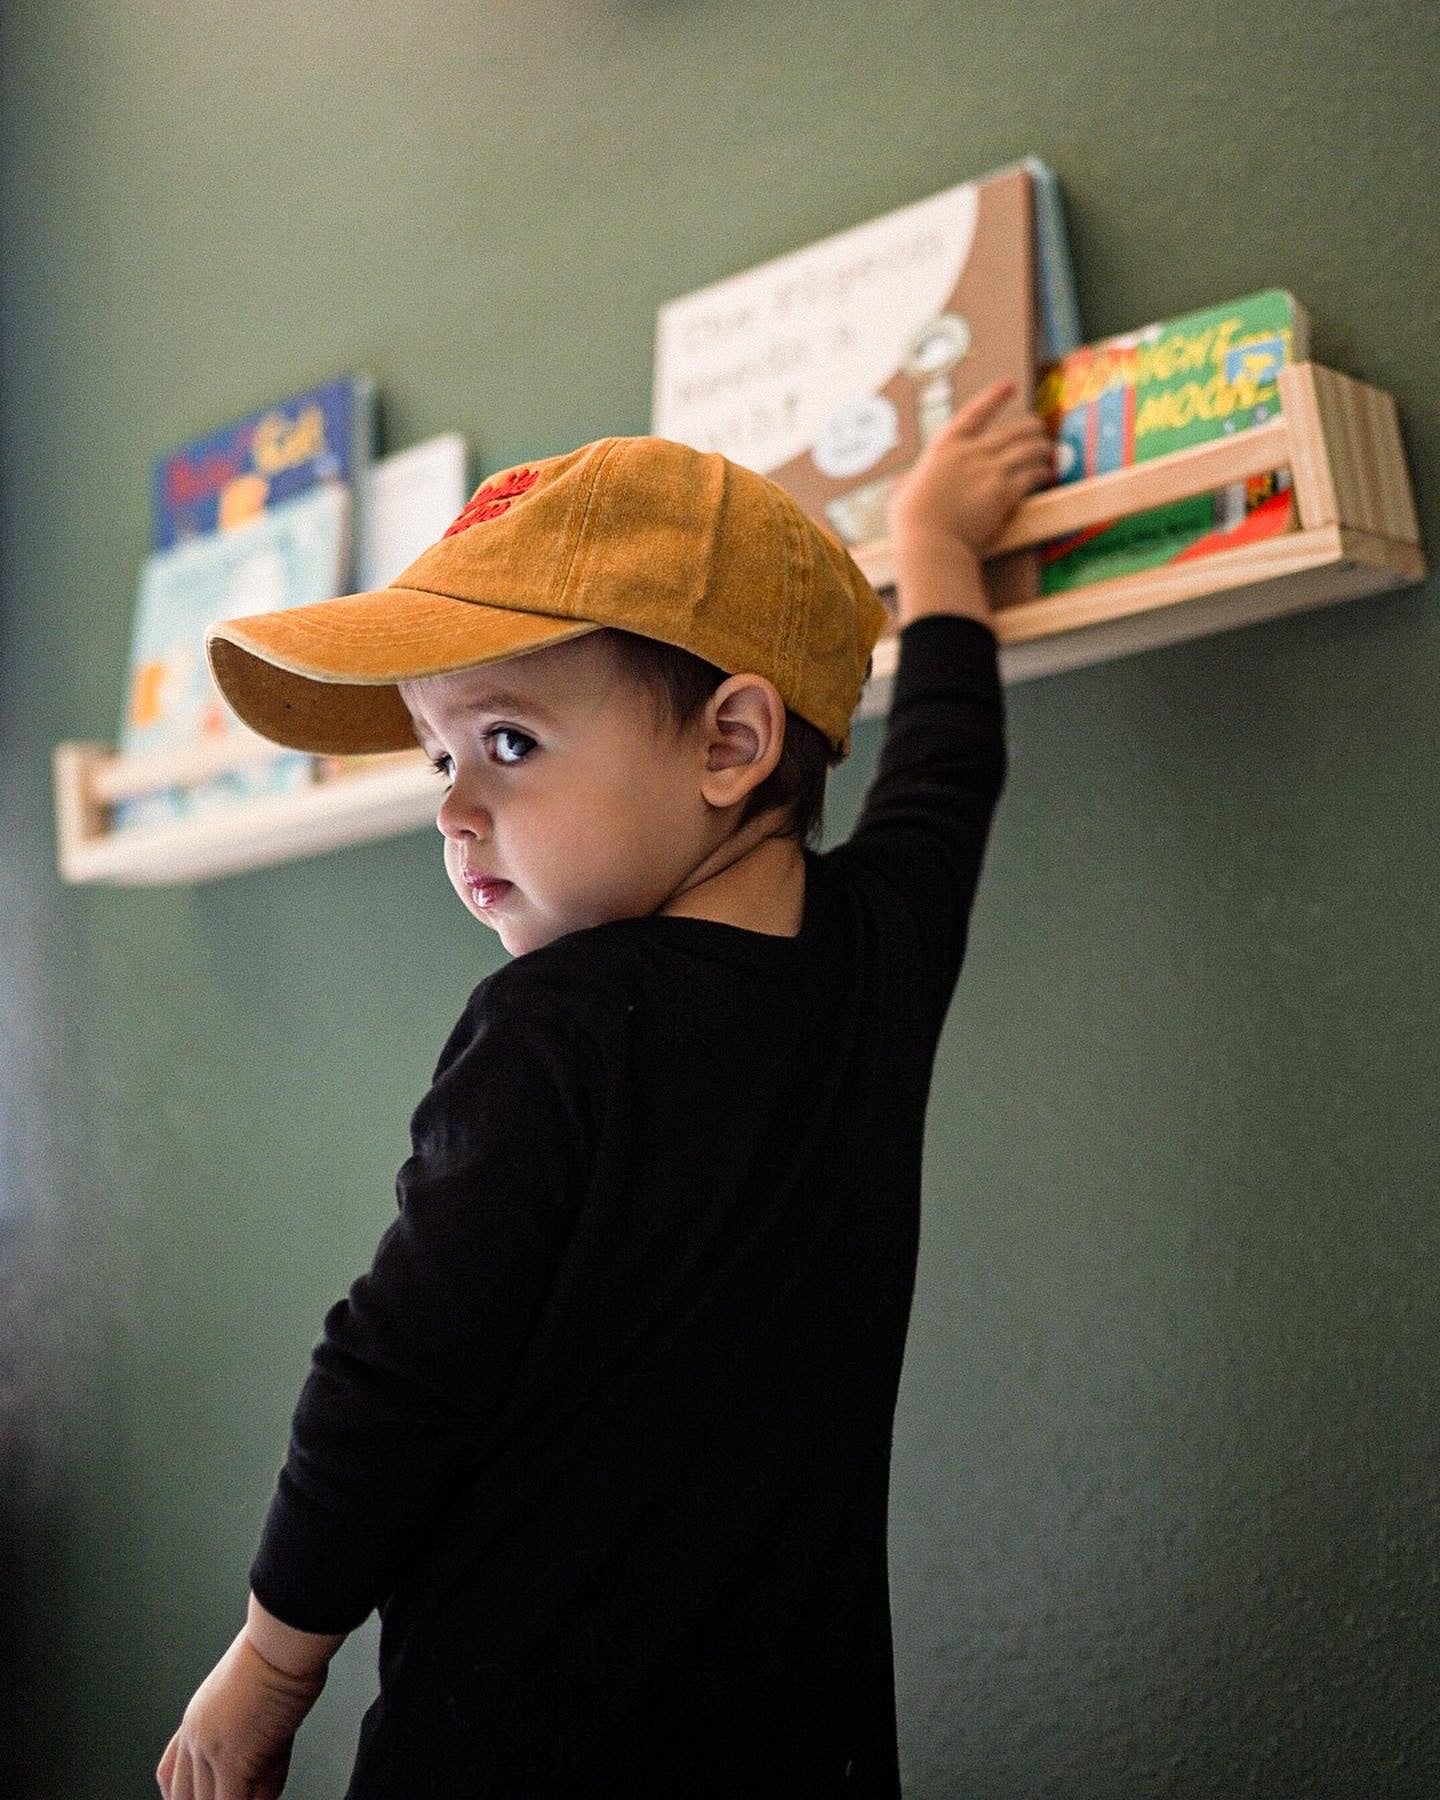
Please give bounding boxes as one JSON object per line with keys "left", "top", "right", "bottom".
{"left": 442, "top": 839, "right": 469, "bottom": 899}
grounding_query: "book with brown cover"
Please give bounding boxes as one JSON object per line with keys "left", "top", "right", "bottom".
{"left": 653, "top": 164, "right": 1038, "bottom": 602}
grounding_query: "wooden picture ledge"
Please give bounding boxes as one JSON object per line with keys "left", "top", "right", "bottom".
{"left": 56, "top": 362, "right": 1426, "bottom": 886}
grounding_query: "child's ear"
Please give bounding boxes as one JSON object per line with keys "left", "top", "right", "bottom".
{"left": 699, "top": 675, "right": 786, "bottom": 804}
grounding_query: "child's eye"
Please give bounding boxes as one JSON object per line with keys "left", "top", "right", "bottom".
{"left": 428, "top": 753, "right": 454, "bottom": 782}
{"left": 486, "top": 727, "right": 535, "bottom": 766}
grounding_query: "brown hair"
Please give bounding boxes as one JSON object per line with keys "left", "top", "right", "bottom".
{"left": 594, "top": 627, "right": 839, "bottom": 849}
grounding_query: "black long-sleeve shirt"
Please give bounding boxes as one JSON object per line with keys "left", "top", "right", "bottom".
{"left": 249, "top": 612, "right": 1007, "bottom": 1798}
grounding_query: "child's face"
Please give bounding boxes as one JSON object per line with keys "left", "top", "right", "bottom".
{"left": 399, "top": 635, "right": 725, "bottom": 957}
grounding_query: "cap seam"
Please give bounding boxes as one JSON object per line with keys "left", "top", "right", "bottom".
{"left": 555, "top": 438, "right": 623, "bottom": 617}
{"left": 776, "top": 493, "right": 807, "bottom": 722}
{"left": 355, "top": 578, "right": 560, "bottom": 618}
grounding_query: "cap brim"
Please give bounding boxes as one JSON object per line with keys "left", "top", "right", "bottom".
{"left": 205, "top": 585, "right": 606, "bottom": 755}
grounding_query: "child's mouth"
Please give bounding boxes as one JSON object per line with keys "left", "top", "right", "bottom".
{"left": 466, "top": 876, "right": 513, "bottom": 909}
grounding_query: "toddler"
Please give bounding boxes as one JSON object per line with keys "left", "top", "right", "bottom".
{"left": 157, "top": 378, "right": 1054, "bottom": 1798}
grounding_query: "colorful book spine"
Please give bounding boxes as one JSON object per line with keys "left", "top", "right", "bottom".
{"left": 1035, "top": 289, "right": 1310, "bottom": 595}
{"left": 1018, "top": 156, "right": 1083, "bottom": 364}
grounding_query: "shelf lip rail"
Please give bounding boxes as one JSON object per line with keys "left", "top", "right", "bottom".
{"left": 91, "top": 722, "right": 303, "bottom": 802}
{"left": 993, "top": 420, "right": 1289, "bottom": 553}
{"left": 850, "top": 412, "right": 1291, "bottom": 581}
{"left": 852, "top": 361, "right": 1422, "bottom": 594}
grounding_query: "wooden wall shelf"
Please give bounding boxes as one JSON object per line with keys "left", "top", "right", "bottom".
{"left": 55, "top": 362, "right": 1425, "bottom": 887}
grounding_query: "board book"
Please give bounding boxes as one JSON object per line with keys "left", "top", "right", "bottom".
{"left": 150, "top": 371, "right": 375, "bottom": 552}
{"left": 114, "top": 373, "right": 376, "bottom": 833}
{"left": 1035, "top": 289, "right": 1310, "bottom": 594}
{"left": 652, "top": 160, "right": 1077, "bottom": 564}
{"left": 113, "top": 482, "right": 350, "bottom": 831}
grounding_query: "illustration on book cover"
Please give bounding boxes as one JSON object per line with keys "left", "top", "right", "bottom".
{"left": 652, "top": 164, "right": 1044, "bottom": 551}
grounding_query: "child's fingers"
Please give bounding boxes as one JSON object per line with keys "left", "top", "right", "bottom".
{"left": 167, "top": 1743, "right": 194, "bottom": 1800}
{"left": 1023, "top": 456, "right": 1057, "bottom": 490}
{"left": 947, "top": 378, "right": 1018, "bottom": 436}
{"left": 157, "top": 1734, "right": 185, "bottom": 1800}
{"left": 1006, "top": 445, "right": 1060, "bottom": 489}
{"left": 1001, "top": 435, "right": 1060, "bottom": 469}
{"left": 986, "top": 414, "right": 1051, "bottom": 446}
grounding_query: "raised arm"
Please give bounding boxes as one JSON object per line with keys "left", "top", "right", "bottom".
{"left": 837, "top": 381, "right": 1054, "bottom": 1011}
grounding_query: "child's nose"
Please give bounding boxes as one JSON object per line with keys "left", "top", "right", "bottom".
{"left": 436, "top": 782, "right": 492, "bottom": 841}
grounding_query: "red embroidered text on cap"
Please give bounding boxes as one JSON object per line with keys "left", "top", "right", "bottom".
{"left": 443, "top": 467, "right": 540, "bottom": 538}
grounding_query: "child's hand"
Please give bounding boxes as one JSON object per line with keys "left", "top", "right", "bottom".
{"left": 156, "top": 1626, "right": 326, "bottom": 1800}
{"left": 887, "top": 376, "right": 1055, "bottom": 564}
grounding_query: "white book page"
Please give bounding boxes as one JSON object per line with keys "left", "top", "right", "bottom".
{"left": 360, "top": 432, "right": 468, "bottom": 589}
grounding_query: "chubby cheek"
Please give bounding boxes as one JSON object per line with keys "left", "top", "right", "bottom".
{"left": 442, "top": 837, "right": 464, "bottom": 896}
{"left": 441, "top": 838, "right": 484, "bottom": 915}
{"left": 550, "top": 804, "right": 637, "bottom": 885}
{"left": 440, "top": 837, "right": 532, "bottom": 942}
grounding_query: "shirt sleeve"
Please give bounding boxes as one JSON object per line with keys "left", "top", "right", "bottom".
{"left": 248, "top": 980, "right": 596, "bottom": 1634}
{"left": 835, "top": 612, "right": 1008, "bottom": 1010}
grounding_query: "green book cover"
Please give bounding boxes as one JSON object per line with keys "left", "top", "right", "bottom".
{"left": 1036, "top": 289, "right": 1310, "bottom": 594}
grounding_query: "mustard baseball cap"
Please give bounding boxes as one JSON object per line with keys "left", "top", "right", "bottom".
{"left": 205, "top": 435, "right": 892, "bottom": 760}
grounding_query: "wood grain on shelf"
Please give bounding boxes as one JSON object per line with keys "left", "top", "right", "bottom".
{"left": 856, "top": 526, "right": 1424, "bottom": 708}
{"left": 851, "top": 420, "right": 1291, "bottom": 588}
{"left": 1279, "top": 363, "right": 1421, "bottom": 544}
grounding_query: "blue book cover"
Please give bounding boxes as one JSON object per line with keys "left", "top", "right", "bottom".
{"left": 113, "top": 482, "right": 350, "bottom": 832}
{"left": 149, "top": 371, "right": 375, "bottom": 564}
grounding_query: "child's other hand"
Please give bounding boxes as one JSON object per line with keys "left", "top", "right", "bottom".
{"left": 887, "top": 377, "right": 1055, "bottom": 564}
{"left": 156, "top": 1626, "right": 326, "bottom": 1800}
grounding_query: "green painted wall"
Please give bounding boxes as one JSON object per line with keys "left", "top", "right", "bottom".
{"left": 3, "top": 3, "right": 1436, "bottom": 1794}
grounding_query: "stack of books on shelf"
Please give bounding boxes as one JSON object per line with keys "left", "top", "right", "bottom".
{"left": 652, "top": 155, "right": 1074, "bottom": 608}
{"left": 651, "top": 159, "right": 1308, "bottom": 607}
{"left": 104, "top": 164, "right": 1330, "bottom": 853}
{"left": 112, "top": 374, "right": 466, "bottom": 833}
{"left": 1035, "top": 287, "right": 1310, "bottom": 593}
